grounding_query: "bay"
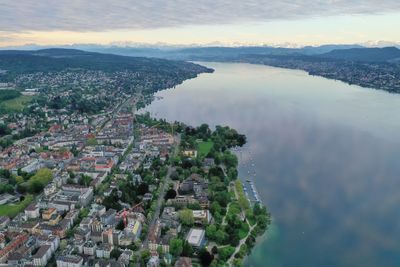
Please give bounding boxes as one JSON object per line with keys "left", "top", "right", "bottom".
{"left": 143, "top": 62, "right": 400, "bottom": 267}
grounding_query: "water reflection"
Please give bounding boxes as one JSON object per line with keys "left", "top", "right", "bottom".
{"left": 143, "top": 62, "right": 400, "bottom": 267}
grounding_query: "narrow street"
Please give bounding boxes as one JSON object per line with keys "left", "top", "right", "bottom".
{"left": 137, "top": 133, "right": 180, "bottom": 266}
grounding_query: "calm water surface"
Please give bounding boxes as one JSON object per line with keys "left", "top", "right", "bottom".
{"left": 143, "top": 62, "right": 400, "bottom": 267}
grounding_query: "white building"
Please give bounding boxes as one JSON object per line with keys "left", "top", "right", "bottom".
{"left": 21, "top": 159, "right": 45, "bottom": 173}
{"left": 56, "top": 255, "right": 83, "bottom": 267}
{"left": 83, "top": 241, "right": 96, "bottom": 256}
{"left": 25, "top": 203, "right": 40, "bottom": 219}
{"left": 33, "top": 245, "right": 52, "bottom": 266}
{"left": 192, "top": 210, "right": 212, "bottom": 224}
{"left": 186, "top": 228, "right": 206, "bottom": 248}
{"left": 44, "top": 182, "right": 57, "bottom": 196}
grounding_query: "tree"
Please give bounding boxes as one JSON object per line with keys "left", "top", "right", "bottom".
{"left": 218, "top": 246, "right": 235, "bottom": 261}
{"left": 164, "top": 189, "right": 177, "bottom": 200}
{"left": 66, "top": 229, "right": 74, "bottom": 239}
{"left": 25, "top": 168, "right": 53, "bottom": 193}
{"left": 30, "top": 180, "right": 44, "bottom": 193}
{"left": 0, "top": 124, "right": 11, "bottom": 136}
{"left": 87, "top": 137, "right": 97, "bottom": 146}
{"left": 210, "top": 202, "right": 222, "bottom": 215}
{"left": 179, "top": 209, "right": 194, "bottom": 226}
{"left": 110, "top": 248, "right": 122, "bottom": 259}
{"left": 199, "top": 248, "right": 214, "bottom": 266}
{"left": 0, "top": 169, "right": 11, "bottom": 179}
{"left": 215, "top": 229, "right": 227, "bottom": 244}
{"left": 102, "top": 189, "right": 122, "bottom": 210}
{"left": 116, "top": 219, "right": 125, "bottom": 230}
{"left": 79, "top": 175, "right": 92, "bottom": 186}
{"left": 157, "top": 245, "right": 164, "bottom": 256}
{"left": 0, "top": 184, "right": 14, "bottom": 194}
{"left": 15, "top": 176, "right": 24, "bottom": 184}
{"left": 181, "top": 241, "right": 193, "bottom": 257}
{"left": 169, "top": 238, "right": 183, "bottom": 257}
{"left": 137, "top": 182, "right": 149, "bottom": 195}
{"left": 206, "top": 225, "right": 217, "bottom": 240}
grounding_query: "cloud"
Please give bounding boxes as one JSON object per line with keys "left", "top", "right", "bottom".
{"left": 0, "top": 32, "right": 20, "bottom": 42}
{"left": 0, "top": 0, "right": 399, "bottom": 32}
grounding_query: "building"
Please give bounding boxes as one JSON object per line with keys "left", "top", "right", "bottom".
{"left": 21, "top": 159, "right": 45, "bottom": 173}
{"left": 24, "top": 203, "right": 40, "bottom": 219}
{"left": 102, "top": 229, "right": 122, "bottom": 246}
{"left": 186, "top": 228, "right": 206, "bottom": 248}
{"left": 56, "top": 255, "right": 83, "bottom": 267}
{"left": 32, "top": 245, "right": 52, "bottom": 266}
{"left": 42, "top": 208, "right": 57, "bottom": 220}
{"left": 100, "top": 209, "right": 116, "bottom": 225}
{"left": 83, "top": 241, "right": 96, "bottom": 256}
{"left": 96, "top": 243, "right": 113, "bottom": 259}
{"left": 0, "top": 193, "right": 18, "bottom": 205}
{"left": 36, "top": 235, "right": 60, "bottom": 254}
{"left": 118, "top": 249, "right": 133, "bottom": 265}
{"left": 0, "top": 233, "right": 28, "bottom": 263}
{"left": 0, "top": 216, "right": 10, "bottom": 229}
{"left": 174, "top": 257, "right": 193, "bottom": 267}
{"left": 148, "top": 221, "right": 161, "bottom": 251}
{"left": 44, "top": 182, "right": 57, "bottom": 196}
{"left": 124, "top": 220, "right": 142, "bottom": 240}
{"left": 192, "top": 210, "right": 212, "bottom": 225}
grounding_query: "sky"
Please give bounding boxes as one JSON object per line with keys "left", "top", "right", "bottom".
{"left": 0, "top": 0, "right": 399, "bottom": 47}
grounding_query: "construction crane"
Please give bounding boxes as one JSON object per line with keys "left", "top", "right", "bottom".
{"left": 117, "top": 202, "right": 143, "bottom": 227}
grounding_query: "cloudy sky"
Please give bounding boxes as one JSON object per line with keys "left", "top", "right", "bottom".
{"left": 0, "top": 0, "right": 399, "bottom": 47}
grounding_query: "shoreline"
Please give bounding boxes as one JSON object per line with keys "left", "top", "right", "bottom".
{"left": 139, "top": 81, "right": 271, "bottom": 266}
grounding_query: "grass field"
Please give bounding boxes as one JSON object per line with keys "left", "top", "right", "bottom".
{"left": 0, "top": 194, "right": 34, "bottom": 218}
{"left": 0, "top": 95, "right": 34, "bottom": 112}
{"left": 239, "top": 221, "right": 250, "bottom": 239}
{"left": 197, "top": 140, "right": 214, "bottom": 157}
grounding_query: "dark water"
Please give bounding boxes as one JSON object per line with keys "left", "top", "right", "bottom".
{"left": 143, "top": 62, "right": 400, "bottom": 267}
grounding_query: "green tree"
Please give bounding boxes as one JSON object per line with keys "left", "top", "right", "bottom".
{"left": 199, "top": 248, "right": 214, "bottom": 266}
{"left": 169, "top": 238, "right": 183, "bottom": 257}
{"left": 181, "top": 240, "right": 193, "bottom": 257}
{"left": 110, "top": 248, "right": 122, "bottom": 259}
{"left": 218, "top": 246, "right": 235, "bottom": 261}
{"left": 215, "top": 229, "right": 227, "bottom": 244}
{"left": 87, "top": 137, "right": 97, "bottom": 146}
{"left": 206, "top": 225, "right": 217, "bottom": 240}
{"left": 179, "top": 209, "right": 194, "bottom": 226}
{"left": 79, "top": 175, "right": 92, "bottom": 186}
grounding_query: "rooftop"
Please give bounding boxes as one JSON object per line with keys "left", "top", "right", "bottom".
{"left": 186, "top": 228, "right": 205, "bottom": 247}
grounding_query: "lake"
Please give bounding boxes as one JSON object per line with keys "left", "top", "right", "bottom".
{"left": 143, "top": 62, "right": 400, "bottom": 267}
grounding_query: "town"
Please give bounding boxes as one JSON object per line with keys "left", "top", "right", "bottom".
{"left": 0, "top": 82, "right": 270, "bottom": 267}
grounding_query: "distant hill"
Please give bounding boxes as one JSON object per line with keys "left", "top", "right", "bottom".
{"left": 0, "top": 44, "right": 368, "bottom": 60}
{"left": 317, "top": 47, "right": 400, "bottom": 62}
{"left": 0, "top": 48, "right": 213, "bottom": 74}
{"left": 91, "top": 45, "right": 365, "bottom": 59}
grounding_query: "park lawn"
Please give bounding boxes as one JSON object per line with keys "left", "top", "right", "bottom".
{"left": 239, "top": 221, "right": 250, "bottom": 239}
{"left": 197, "top": 140, "right": 214, "bottom": 157}
{"left": 247, "top": 215, "right": 257, "bottom": 226}
{"left": 0, "top": 194, "right": 34, "bottom": 218}
{"left": 0, "top": 95, "right": 34, "bottom": 112}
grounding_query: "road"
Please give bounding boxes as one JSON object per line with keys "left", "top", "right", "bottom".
{"left": 137, "top": 134, "right": 180, "bottom": 265}
{"left": 142, "top": 165, "right": 173, "bottom": 248}
{"left": 142, "top": 135, "right": 180, "bottom": 248}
